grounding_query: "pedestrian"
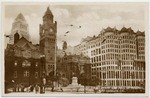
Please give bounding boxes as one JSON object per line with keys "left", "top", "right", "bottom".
{"left": 30, "top": 85, "right": 34, "bottom": 92}
{"left": 35, "top": 84, "right": 39, "bottom": 94}
{"left": 60, "top": 86, "right": 63, "bottom": 92}
{"left": 51, "top": 85, "right": 54, "bottom": 92}
{"left": 27, "top": 85, "right": 31, "bottom": 92}
{"left": 59, "top": 84, "right": 63, "bottom": 92}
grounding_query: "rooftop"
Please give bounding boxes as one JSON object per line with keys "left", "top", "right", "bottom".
{"left": 15, "top": 13, "right": 26, "bottom": 22}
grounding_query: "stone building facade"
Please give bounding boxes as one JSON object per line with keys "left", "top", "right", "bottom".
{"left": 5, "top": 7, "right": 57, "bottom": 92}
{"left": 56, "top": 54, "right": 91, "bottom": 84}
{"left": 39, "top": 7, "right": 57, "bottom": 75}
{"left": 9, "top": 13, "right": 30, "bottom": 45}
{"left": 5, "top": 37, "right": 41, "bottom": 92}
{"left": 74, "top": 27, "right": 145, "bottom": 90}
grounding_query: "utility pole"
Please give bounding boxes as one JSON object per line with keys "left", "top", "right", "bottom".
{"left": 54, "top": 29, "right": 57, "bottom": 88}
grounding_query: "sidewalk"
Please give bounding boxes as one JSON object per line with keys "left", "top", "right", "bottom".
{"left": 5, "top": 90, "right": 102, "bottom": 96}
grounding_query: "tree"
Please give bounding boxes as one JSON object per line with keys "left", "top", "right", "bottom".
{"left": 79, "top": 73, "right": 89, "bottom": 93}
{"left": 59, "top": 77, "right": 69, "bottom": 87}
{"left": 91, "top": 77, "right": 99, "bottom": 86}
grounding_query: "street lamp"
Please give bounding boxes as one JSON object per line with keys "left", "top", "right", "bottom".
{"left": 40, "top": 55, "right": 46, "bottom": 94}
{"left": 84, "top": 75, "right": 87, "bottom": 93}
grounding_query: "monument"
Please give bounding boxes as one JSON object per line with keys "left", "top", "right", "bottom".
{"left": 71, "top": 77, "right": 78, "bottom": 87}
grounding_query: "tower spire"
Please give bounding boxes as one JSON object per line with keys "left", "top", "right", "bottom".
{"left": 47, "top": 6, "right": 50, "bottom": 11}
{"left": 44, "top": 6, "right": 53, "bottom": 16}
{"left": 43, "top": 5, "right": 54, "bottom": 23}
{"left": 40, "top": 7, "right": 57, "bottom": 75}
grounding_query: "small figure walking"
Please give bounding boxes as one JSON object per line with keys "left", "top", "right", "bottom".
{"left": 30, "top": 85, "right": 34, "bottom": 92}
{"left": 35, "top": 84, "right": 39, "bottom": 94}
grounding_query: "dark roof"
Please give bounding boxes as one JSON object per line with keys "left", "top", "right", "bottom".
{"left": 15, "top": 13, "right": 26, "bottom": 21}
{"left": 120, "top": 27, "right": 128, "bottom": 32}
{"left": 14, "top": 37, "right": 37, "bottom": 50}
{"left": 81, "top": 36, "right": 93, "bottom": 43}
{"left": 136, "top": 30, "right": 145, "bottom": 36}
{"left": 104, "top": 26, "right": 115, "bottom": 32}
{"left": 44, "top": 6, "right": 53, "bottom": 16}
{"left": 120, "top": 27, "right": 134, "bottom": 33}
{"left": 64, "top": 54, "right": 90, "bottom": 59}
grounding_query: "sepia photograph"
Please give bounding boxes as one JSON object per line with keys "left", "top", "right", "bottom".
{"left": 2, "top": 2, "right": 148, "bottom": 96}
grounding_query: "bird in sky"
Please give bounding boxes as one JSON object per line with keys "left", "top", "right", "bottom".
{"left": 65, "top": 31, "right": 70, "bottom": 34}
{"left": 5, "top": 35, "right": 10, "bottom": 37}
{"left": 70, "top": 24, "right": 73, "bottom": 26}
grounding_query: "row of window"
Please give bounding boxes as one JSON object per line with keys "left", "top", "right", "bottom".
{"left": 138, "top": 42, "right": 145, "bottom": 46}
{"left": 91, "top": 64, "right": 144, "bottom": 70}
{"left": 77, "top": 34, "right": 142, "bottom": 51}
{"left": 91, "top": 49, "right": 136, "bottom": 57}
{"left": 138, "top": 56, "right": 145, "bottom": 60}
{"left": 137, "top": 38, "right": 145, "bottom": 42}
{"left": 138, "top": 47, "right": 145, "bottom": 51}
{"left": 78, "top": 42, "right": 137, "bottom": 53}
{"left": 138, "top": 51, "right": 145, "bottom": 55}
{"left": 120, "top": 35, "right": 135, "bottom": 40}
{"left": 91, "top": 48, "right": 101, "bottom": 56}
{"left": 101, "top": 44, "right": 136, "bottom": 49}
{"left": 120, "top": 39, "right": 136, "bottom": 44}
{"left": 48, "top": 65, "right": 54, "bottom": 70}
{"left": 13, "top": 24, "right": 27, "bottom": 31}
{"left": 122, "top": 49, "right": 136, "bottom": 53}
{"left": 101, "top": 80, "right": 144, "bottom": 87}
{"left": 14, "top": 60, "right": 38, "bottom": 67}
{"left": 20, "top": 24, "right": 27, "bottom": 30}
{"left": 14, "top": 71, "right": 38, "bottom": 78}
{"left": 92, "top": 71, "right": 145, "bottom": 79}
{"left": 91, "top": 54, "right": 136, "bottom": 63}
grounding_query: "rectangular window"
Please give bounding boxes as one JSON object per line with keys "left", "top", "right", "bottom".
{"left": 24, "top": 71, "right": 30, "bottom": 77}
{"left": 14, "top": 71, "right": 17, "bottom": 78}
{"left": 35, "top": 72, "right": 38, "bottom": 78}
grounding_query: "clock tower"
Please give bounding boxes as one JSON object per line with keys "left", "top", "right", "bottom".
{"left": 39, "top": 7, "right": 57, "bottom": 75}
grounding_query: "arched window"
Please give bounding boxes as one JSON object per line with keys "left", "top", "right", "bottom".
{"left": 35, "top": 72, "right": 38, "bottom": 78}
{"left": 22, "top": 60, "right": 31, "bottom": 67}
{"left": 14, "top": 71, "right": 17, "bottom": 78}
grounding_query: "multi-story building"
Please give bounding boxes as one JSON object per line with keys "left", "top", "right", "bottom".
{"left": 74, "top": 27, "right": 145, "bottom": 91}
{"left": 56, "top": 53, "right": 91, "bottom": 84}
{"left": 5, "top": 35, "right": 41, "bottom": 92}
{"left": 9, "top": 13, "right": 30, "bottom": 44}
{"left": 39, "top": 7, "right": 57, "bottom": 75}
{"left": 56, "top": 41, "right": 91, "bottom": 84}
{"left": 5, "top": 7, "right": 57, "bottom": 93}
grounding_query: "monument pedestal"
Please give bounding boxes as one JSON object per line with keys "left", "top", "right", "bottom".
{"left": 66, "top": 77, "right": 84, "bottom": 92}
{"left": 71, "top": 77, "right": 78, "bottom": 86}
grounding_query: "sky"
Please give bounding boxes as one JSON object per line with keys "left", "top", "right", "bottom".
{"left": 4, "top": 3, "right": 148, "bottom": 49}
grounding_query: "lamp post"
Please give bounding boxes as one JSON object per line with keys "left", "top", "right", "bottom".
{"left": 40, "top": 55, "right": 46, "bottom": 94}
{"left": 84, "top": 75, "right": 87, "bottom": 93}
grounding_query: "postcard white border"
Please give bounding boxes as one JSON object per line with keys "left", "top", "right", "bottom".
{"left": 1, "top": 1, "right": 149, "bottom": 97}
